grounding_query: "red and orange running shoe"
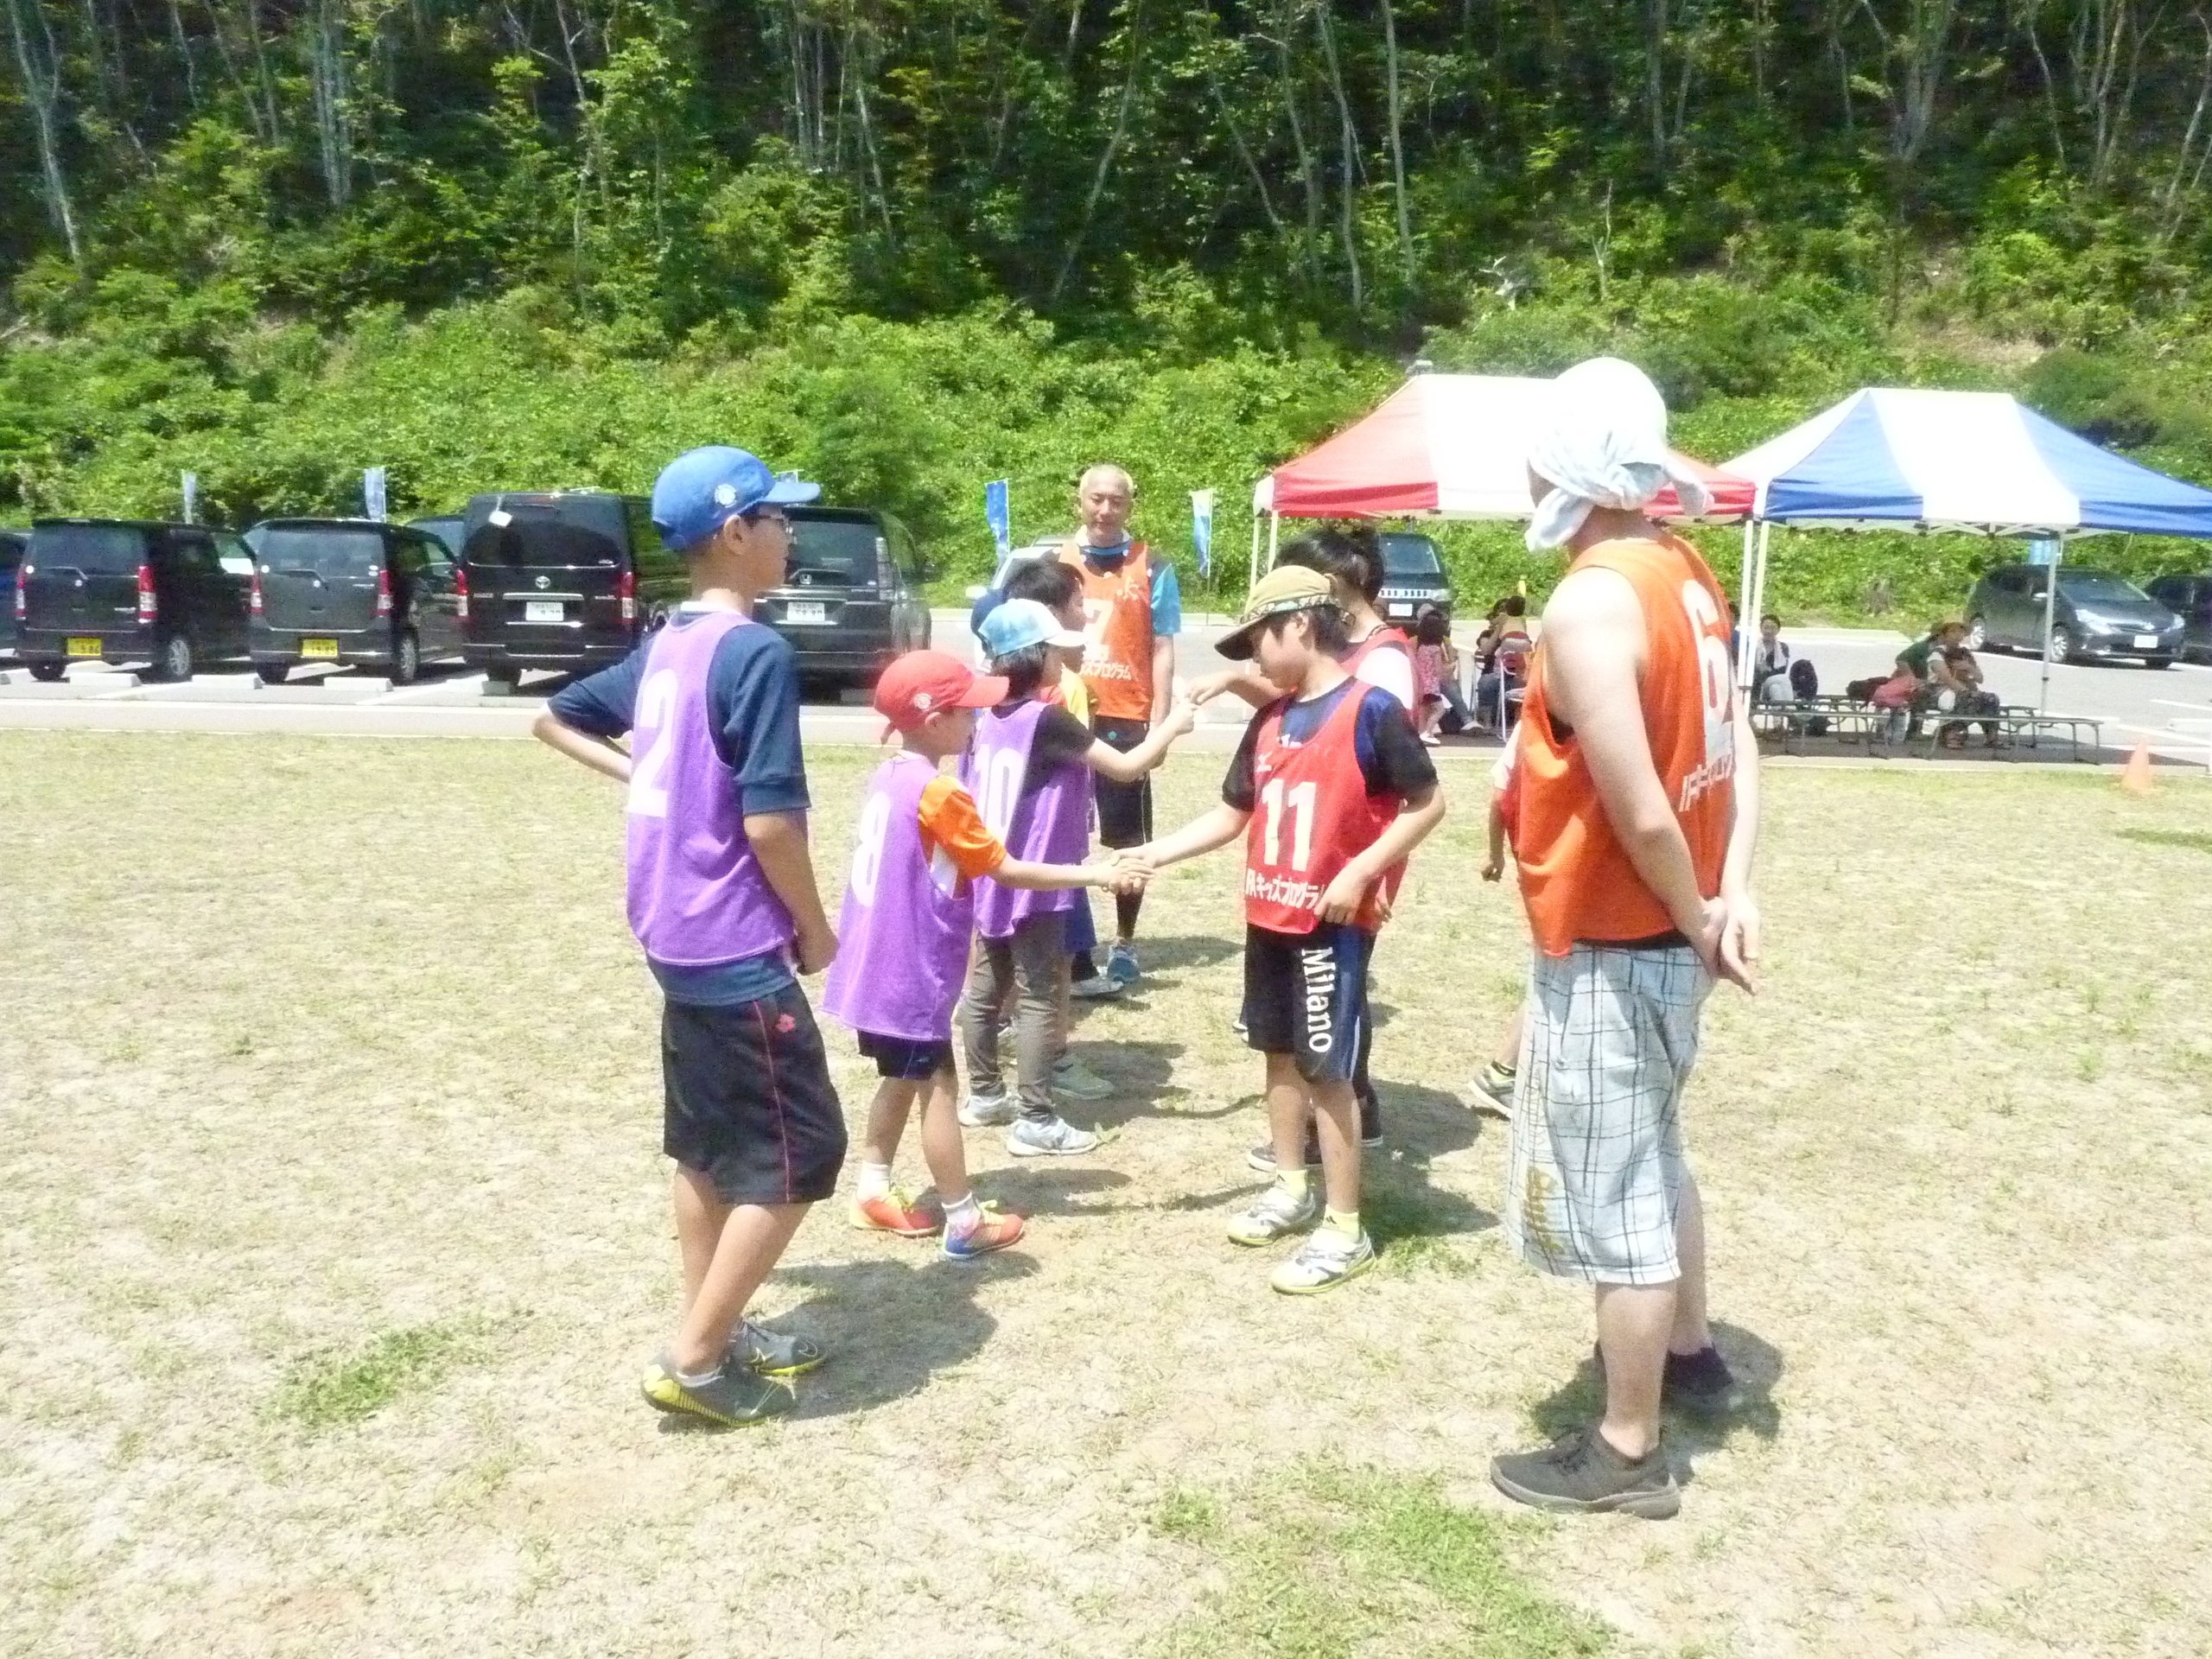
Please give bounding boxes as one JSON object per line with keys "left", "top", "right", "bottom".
{"left": 850, "top": 1187, "right": 943, "bottom": 1237}
{"left": 944, "top": 1204, "right": 1026, "bottom": 1261}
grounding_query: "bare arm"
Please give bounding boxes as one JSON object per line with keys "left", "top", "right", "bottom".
{"left": 532, "top": 709, "right": 632, "bottom": 785}
{"left": 1315, "top": 785, "right": 1446, "bottom": 922}
{"left": 990, "top": 854, "right": 1142, "bottom": 894}
{"left": 1482, "top": 794, "right": 1508, "bottom": 881}
{"left": 1086, "top": 696, "right": 1198, "bottom": 782}
{"left": 1186, "top": 665, "right": 1277, "bottom": 709}
{"left": 1131, "top": 802, "right": 1251, "bottom": 869}
{"left": 1717, "top": 695, "right": 1762, "bottom": 988}
{"left": 1151, "top": 634, "right": 1176, "bottom": 722}
{"left": 746, "top": 810, "right": 837, "bottom": 973}
{"left": 1541, "top": 567, "right": 1711, "bottom": 946}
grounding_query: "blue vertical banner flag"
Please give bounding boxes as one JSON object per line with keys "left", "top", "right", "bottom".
{"left": 984, "top": 479, "right": 1011, "bottom": 561}
{"left": 1190, "top": 489, "right": 1215, "bottom": 579}
{"left": 364, "top": 466, "right": 389, "bottom": 523}
{"left": 181, "top": 471, "right": 199, "bottom": 524}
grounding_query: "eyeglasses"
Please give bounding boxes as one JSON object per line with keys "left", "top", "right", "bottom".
{"left": 743, "top": 507, "right": 792, "bottom": 531}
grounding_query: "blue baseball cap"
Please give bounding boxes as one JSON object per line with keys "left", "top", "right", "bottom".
{"left": 649, "top": 446, "right": 821, "bottom": 552}
{"left": 979, "top": 597, "right": 1087, "bottom": 663}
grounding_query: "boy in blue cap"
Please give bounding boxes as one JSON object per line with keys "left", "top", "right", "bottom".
{"left": 532, "top": 445, "right": 842, "bottom": 1428}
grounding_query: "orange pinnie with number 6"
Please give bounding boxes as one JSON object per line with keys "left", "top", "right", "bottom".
{"left": 1514, "top": 532, "right": 1738, "bottom": 957}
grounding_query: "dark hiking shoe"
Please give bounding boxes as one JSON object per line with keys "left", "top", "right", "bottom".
{"left": 1592, "top": 1342, "right": 1742, "bottom": 1418}
{"left": 1490, "top": 1422, "right": 1680, "bottom": 1519}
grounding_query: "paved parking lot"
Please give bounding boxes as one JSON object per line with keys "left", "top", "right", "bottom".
{"left": 3, "top": 616, "right": 2208, "bottom": 763}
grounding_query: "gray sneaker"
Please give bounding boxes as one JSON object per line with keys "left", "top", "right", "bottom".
{"left": 730, "top": 1319, "right": 823, "bottom": 1378}
{"left": 1070, "top": 971, "right": 1123, "bottom": 1001}
{"left": 958, "top": 1090, "right": 1017, "bottom": 1128}
{"left": 1052, "top": 1055, "right": 1116, "bottom": 1100}
{"left": 1006, "top": 1115, "right": 1100, "bottom": 1157}
{"left": 1270, "top": 1227, "right": 1376, "bottom": 1294}
{"left": 1490, "top": 1422, "right": 1680, "bottom": 1519}
{"left": 1226, "top": 1181, "right": 1321, "bottom": 1245}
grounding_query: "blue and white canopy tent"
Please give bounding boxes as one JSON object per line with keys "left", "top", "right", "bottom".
{"left": 1725, "top": 388, "right": 2212, "bottom": 701}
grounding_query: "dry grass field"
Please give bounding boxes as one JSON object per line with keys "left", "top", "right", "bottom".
{"left": 3, "top": 731, "right": 2210, "bottom": 1657}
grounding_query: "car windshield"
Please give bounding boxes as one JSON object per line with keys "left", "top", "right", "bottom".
{"left": 29, "top": 524, "right": 146, "bottom": 573}
{"left": 408, "top": 518, "right": 464, "bottom": 558}
{"left": 2058, "top": 572, "right": 2152, "bottom": 605}
{"left": 1379, "top": 534, "right": 1444, "bottom": 579}
{"left": 787, "top": 518, "right": 880, "bottom": 585}
{"left": 253, "top": 525, "right": 385, "bottom": 578}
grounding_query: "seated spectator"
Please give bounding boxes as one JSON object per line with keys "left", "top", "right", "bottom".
{"left": 1936, "top": 633, "right": 2001, "bottom": 748}
{"left": 1475, "top": 594, "right": 1533, "bottom": 731}
{"left": 1752, "top": 613, "right": 1796, "bottom": 703}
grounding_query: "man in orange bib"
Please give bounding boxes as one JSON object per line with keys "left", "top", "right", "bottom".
{"left": 1055, "top": 464, "right": 1181, "bottom": 988}
{"left": 1487, "top": 359, "right": 1763, "bottom": 1522}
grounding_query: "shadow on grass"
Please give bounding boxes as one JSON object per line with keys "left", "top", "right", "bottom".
{"left": 2119, "top": 826, "right": 2212, "bottom": 855}
{"left": 979, "top": 1162, "right": 1138, "bottom": 1219}
{"left": 1524, "top": 1319, "right": 1786, "bottom": 1478}
{"left": 1125, "top": 932, "right": 1243, "bottom": 975}
{"left": 701, "top": 1253, "right": 1044, "bottom": 1425}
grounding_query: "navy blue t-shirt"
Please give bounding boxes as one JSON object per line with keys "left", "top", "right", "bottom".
{"left": 550, "top": 606, "right": 811, "bottom": 1003}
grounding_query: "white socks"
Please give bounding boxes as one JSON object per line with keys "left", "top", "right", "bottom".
{"left": 857, "top": 1160, "right": 893, "bottom": 1201}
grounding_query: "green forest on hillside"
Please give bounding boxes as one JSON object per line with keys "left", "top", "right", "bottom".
{"left": 10, "top": 0, "right": 2212, "bottom": 615}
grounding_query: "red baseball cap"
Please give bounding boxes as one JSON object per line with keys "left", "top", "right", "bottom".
{"left": 873, "top": 650, "right": 1007, "bottom": 732}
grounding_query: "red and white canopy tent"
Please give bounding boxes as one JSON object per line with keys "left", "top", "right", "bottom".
{"left": 1249, "top": 371, "right": 1755, "bottom": 612}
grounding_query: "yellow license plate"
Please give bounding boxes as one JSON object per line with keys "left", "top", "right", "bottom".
{"left": 301, "top": 638, "right": 340, "bottom": 658}
{"left": 66, "top": 637, "right": 102, "bottom": 658}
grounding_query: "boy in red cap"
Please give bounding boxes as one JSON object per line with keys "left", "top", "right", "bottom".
{"left": 822, "top": 650, "right": 1144, "bottom": 1258}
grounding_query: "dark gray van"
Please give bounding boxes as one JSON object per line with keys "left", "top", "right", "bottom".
{"left": 16, "top": 518, "right": 253, "bottom": 682}
{"left": 1, "top": 529, "right": 26, "bottom": 660}
{"left": 1375, "top": 531, "right": 1453, "bottom": 626}
{"left": 245, "top": 518, "right": 465, "bottom": 685}
{"left": 458, "top": 492, "right": 687, "bottom": 688}
{"left": 755, "top": 505, "right": 933, "bottom": 691}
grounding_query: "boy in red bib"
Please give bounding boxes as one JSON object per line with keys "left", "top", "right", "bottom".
{"left": 1130, "top": 567, "right": 1446, "bottom": 1294}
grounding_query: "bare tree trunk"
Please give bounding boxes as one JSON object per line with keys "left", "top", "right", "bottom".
{"left": 1646, "top": 0, "right": 1669, "bottom": 169}
{"left": 1313, "top": 0, "right": 1363, "bottom": 312}
{"left": 1050, "top": 5, "right": 1142, "bottom": 306}
{"left": 1210, "top": 78, "right": 1289, "bottom": 246}
{"left": 4, "top": 0, "right": 80, "bottom": 260}
{"left": 2014, "top": 0, "right": 2069, "bottom": 168}
{"left": 246, "top": 0, "right": 282, "bottom": 139}
{"left": 168, "top": 0, "right": 200, "bottom": 110}
{"left": 1378, "top": 0, "right": 1412, "bottom": 280}
{"left": 308, "top": 0, "right": 354, "bottom": 207}
{"left": 2158, "top": 10, "right": 2212, "bottom": 238}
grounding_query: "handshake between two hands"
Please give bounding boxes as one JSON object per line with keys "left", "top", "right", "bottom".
{"left": 1089, "top": 846, "right": 1159, "bottom": 897}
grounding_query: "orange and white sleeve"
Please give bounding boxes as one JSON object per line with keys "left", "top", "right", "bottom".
{"left": 917, "top": 774, "right": 1009, "bottom": 882}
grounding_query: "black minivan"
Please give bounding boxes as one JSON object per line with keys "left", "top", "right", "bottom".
{"left": 1375, "top": 531, "right": 1453, "bottom": 626}
{"left": 16, "top": 518, "right": 254, "bottom": 682}
{"left": 458, "top": 492, "right": 686, "bottom": 688}
{"left": 755, "top": 506, "right": 933, "bottom": 690}
{"left": 245, "top": 518, "right": 467, "bottom": 686}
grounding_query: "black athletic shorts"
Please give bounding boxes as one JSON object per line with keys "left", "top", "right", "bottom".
{"left": 1241, "top": 921, "right": 1375, "bottom": 1084}
{"left": 857, "top": 1031, "right": 955, "bottom": 1081}
{"left": 662, "top": 983, "right": 846, "bottom": 1205}
{"left": 1092, "top": 715, "right": 1154, "bottom": 849}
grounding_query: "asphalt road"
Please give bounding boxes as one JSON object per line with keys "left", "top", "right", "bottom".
{"left": 3, "top": 613, "right": 2208, "bottom": 764}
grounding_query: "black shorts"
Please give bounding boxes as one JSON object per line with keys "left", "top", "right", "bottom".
{"left": 1092, "top": 716, "right": 1154, "bottom": 849}
{"left": 662, "top": 983, "right": 847, "bottom": 1205}
{"left": 857, "top": 1031, "right": 955, "bottom": 1081}
{"left": 1241, "top": 922, "right": 1374, "bottom": 1084}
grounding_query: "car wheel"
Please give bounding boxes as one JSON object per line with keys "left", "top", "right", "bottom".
{"left": 2143, "top": 656, "right": 2173, "bottom": 670}
{"left": 155, "top": 633, "right": 194, "bottom": 683}
{"left": 256, "top": 661, "right": 291, "bottom": 687}
{"left": 28, "top": 660, "right": 67, "bottom": 683}
{"left": 485, "top": 664, "right": 520, "bottom": 690}
{"left": 391, "top": 628, "right": 421, "bottom": 686}
{"left": 1965, "top": 615, "right": 1986, "bottom": 650}
{"left": 2046, "top": 626, "right": 2073, "bottom": 664}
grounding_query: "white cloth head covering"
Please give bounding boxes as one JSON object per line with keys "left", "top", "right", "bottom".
{"left": 1523, "top": 357, "right": 1710, "bottom": 551}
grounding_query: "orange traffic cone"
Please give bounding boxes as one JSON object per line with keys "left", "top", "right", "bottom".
{"left": 2120, "top": 740, "right": 2156, "bottom": 796}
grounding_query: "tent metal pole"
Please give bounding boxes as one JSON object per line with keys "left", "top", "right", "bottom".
{"left": 1266, "top": 512, "right": 1280, "bottom": 574}
{"left": 2039, "top": 541, "right": 2061, "bottom": 714}
{"left": 1745, "top": 522, "right": 1772, "bottom": 690}
{"left": 1735, "top": 519, "right": 1758, "bottom": 689}
{"left": 1248, "top": 511, "right": 1262, "bottom": 593}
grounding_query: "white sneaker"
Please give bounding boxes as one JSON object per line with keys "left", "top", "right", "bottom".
{"left": 1052, "top": 1055, "right": 1116, "bottom": 1100}
{"left": 1006, "top": 1116, "right": 1100, "bottom": 1157}
{"left": 1225, "top": 1182, "right": 1321, "bottom": 1246}
{"left": 1070, "top": 971, "right": 1122, "bottom": 1000}
{"left": 958, "top": 1090, "right": 1017, "bottom": 1128}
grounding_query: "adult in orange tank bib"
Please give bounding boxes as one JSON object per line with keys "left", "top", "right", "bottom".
{"left": 1489, "top": 358, "right": 1764, "bottom": 1524}
{"left": 1052, "top": 463, "right": 1183, "bottom": 987}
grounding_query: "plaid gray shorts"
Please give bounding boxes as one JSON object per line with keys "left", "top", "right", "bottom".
{"left": 1503, "top": 942, "right": 1708, "bottom": 1286}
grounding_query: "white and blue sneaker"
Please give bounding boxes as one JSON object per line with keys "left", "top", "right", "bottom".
{"left": 1106, "top": 943, "right": 1140, "bottom": 987}
{"left": 958, "top": 1090, "right": 1017, "bottom": 1128}
{"left": 1006, "top": 1116, "right": 1100, "bottom": 1157}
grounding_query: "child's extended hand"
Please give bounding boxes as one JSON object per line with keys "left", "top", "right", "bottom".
{"left": 1158, "top": 694, "right": 1200, "bottom": 738}
{"left": 1184, "top": 670, "right": 1241, "bottom": 706}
